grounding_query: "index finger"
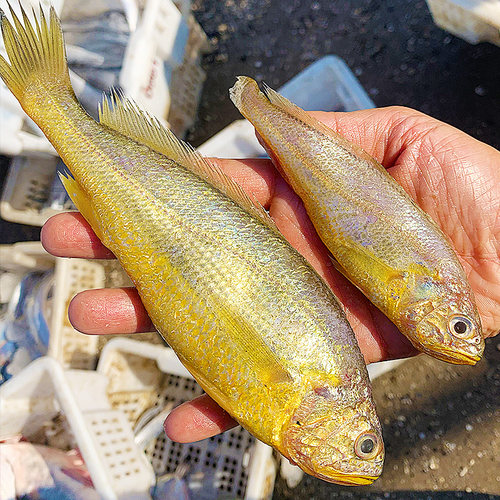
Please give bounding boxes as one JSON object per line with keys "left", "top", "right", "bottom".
{"left": 41, "top": 157, "right": 278, "bottom": 260}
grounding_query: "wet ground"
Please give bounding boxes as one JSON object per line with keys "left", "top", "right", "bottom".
{"left": 0, "top": 0, "right": 499, "bottom": 498}
{"left": 187, "top": 0, "right": 499, "bottom": 149}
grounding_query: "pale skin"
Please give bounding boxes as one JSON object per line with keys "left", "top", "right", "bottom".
{"left": 40, "top": 107, "right": 500, "bottom": 443}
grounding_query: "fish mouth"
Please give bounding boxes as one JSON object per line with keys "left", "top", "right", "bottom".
{"left": 319, "top": 471, "right": 379, "bottom": 486}
{"left": 423, "top": 347, "right": 482, "bottom": 365}
{"left": 285, "top": 449, "right": 382, "bottom": 485}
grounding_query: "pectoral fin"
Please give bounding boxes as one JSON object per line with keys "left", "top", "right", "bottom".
{"left": 329, "top": 241, "right": 406, "bottom": 286}
{"left": 216, "top": 303, "right": 293, "bottom": 386}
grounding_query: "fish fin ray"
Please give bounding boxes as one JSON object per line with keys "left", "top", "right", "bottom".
{"left": 261, "top": 81, "right": 337, "bottom": 137}
{"left": 99, "top": 92, "right": 279, "bottom": 233}
{"left": 176, "top": 355, "right": 235, "bottom": 411}
{"left": 230, "top": 76, "right": 334, "bottom": 137}
{"left": 0, "top": 5, "right": 72, "bottom": 105}
{"left": 230, "top": 77, "right": 379, "bottom": 167}
{"left": 58, "top": 173, "right": 105, "bottom": 242}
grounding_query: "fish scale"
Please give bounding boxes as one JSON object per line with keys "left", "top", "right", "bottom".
{"left": 0, "top": 4, "right": 384, "bottom": 484}
{"left": 230, "top": 76, "right": 484, "bottom": 366}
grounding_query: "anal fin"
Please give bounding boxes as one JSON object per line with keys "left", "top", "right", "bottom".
{"left": 58, "top": 173, "right": 104, "bottom": 242}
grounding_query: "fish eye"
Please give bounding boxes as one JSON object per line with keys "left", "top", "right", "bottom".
{"left": 448, "top": 315, "right": 474, "bottom": 338}
{"left": 354, "top": 432, "right": 380, "bottom": 460}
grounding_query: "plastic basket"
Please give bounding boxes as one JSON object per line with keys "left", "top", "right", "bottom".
{"left": 426, "top": 0, "right": 500, "bottom": 46}
{"left": 0, "top": 242, "right": 159, "bottom": 370}
{"left": 0, "top": 241, "right": 54, "bottom": 275}
{"left": 0, "top": 356, "right": 155, "bottom": 499}
{"left": 0, "top": 242, "right": 126, "bottom": 370}
{"left": 47, "top": 257, "right": 105, "bottom": 370}
{"left": 0, "top": 155, "right": 63, "bottom": 226}
{"left": 97, "top": 338, "right": 277, "bottom": 500}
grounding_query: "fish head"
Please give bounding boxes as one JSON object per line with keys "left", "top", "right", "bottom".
{"left": 404, "top": 275, "right": 484, "bottom": 364}
{"left": 280, "top": 381, "right": 384, "bottom": 485}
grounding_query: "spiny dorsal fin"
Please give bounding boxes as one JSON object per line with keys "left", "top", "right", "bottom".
{"left": 260, "top": 80, "right": 385, "bottom": 167}
{"left": 230, "top": 77, "right": 378, "bottom": 167}
{"left": 260, "top": 81, "right": 338, "bottom": 138}
{"left": 99, "top": 92, "right": 279, "bottom": 233}
{"left": 230, "top": 76, "right": 335, "bottom": 137}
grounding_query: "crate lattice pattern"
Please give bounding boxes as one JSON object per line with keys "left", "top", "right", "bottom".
{"left": 109, "top": 370, "right": 255, "bottom": 499}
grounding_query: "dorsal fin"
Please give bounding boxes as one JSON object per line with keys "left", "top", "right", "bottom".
{"left": 230, "top": 76, "right": 335, "bottom": 136}
{"left": 261, "top": 81, "right": 388, "bottom": 167}
{"left": 260, "top": 81, "right": 338, "bottom": 138}
{"left": 230, "top": 77, "right": 377, "bottom": 166}
{"left": 99, "top": 92, "right": 279, "bottom": 232}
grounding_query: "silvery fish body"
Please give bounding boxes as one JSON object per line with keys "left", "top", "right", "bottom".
{"left": 230, "top": 77, "right": 484, "bottom": 365}
{"left": 0, "top": 4, "right": 384, "bottom": 484}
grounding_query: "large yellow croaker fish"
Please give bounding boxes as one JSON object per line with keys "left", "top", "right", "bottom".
{"left": 230, "top": 77, "right": 484, "bottom": 366}
{"left": 0, "top": 4, "right": 384, "bottom": 484}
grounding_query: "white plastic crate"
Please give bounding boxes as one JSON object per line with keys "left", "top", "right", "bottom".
{"left": 48, "top": 257, "right": 106, "bottom": 370}
{"left": 426, "top": 0, "right": 500, "bottom": 46}
{"left": 0, "top": 356, "right": 155, "bottom": 499}
{"left": 0, "top": 241, "right": 54, "bottom": 275}
{"left": 119, "top": 0, "right": 208, "bottom": 137}
{"left": 98, "top": 338, "right": 277, "bottom": 500}
{"left": 0, "top": 156, "right": 64, "bottom": 226}
{"left": 0, "top": 241, "right": 107, "bottom": 370}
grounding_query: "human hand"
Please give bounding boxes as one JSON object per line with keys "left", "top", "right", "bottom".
{"left": 41, "top": 106, "right": 500, "bottom": 442}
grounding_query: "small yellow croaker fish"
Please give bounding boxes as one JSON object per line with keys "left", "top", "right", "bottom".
{"left": 0, "top": 4, "right": 384, "bottom": 484}
{"left": 230, "top": 77, "right": 484, "bottom": 365}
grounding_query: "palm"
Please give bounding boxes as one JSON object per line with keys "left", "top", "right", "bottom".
{"left": 316, "top": 107, "right": 499, "bottom": 337}
{"left": 41, "top": 106, "right": 500, "bottom": 441}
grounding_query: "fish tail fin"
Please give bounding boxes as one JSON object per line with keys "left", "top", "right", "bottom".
{"left": 230, "top": 76, "right": 337, "bottom": 140}
{"left": 0, "top": 4, "right": 73, "bottom": 109}
{"left": 229, "top": 76, "right": 266, "bottom": 116}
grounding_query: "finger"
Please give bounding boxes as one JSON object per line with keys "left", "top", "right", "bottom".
{"left": 209, "top": 157, "right": 277, "bottom": 209}
{"left": 68, "top": 287, "right": 154, "bottom": 334}
{"left": 41, "top": 212, "right": 114, "bottom": 259}
{"left": 164, "top": 394, "right": 237, "bottom": 443}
